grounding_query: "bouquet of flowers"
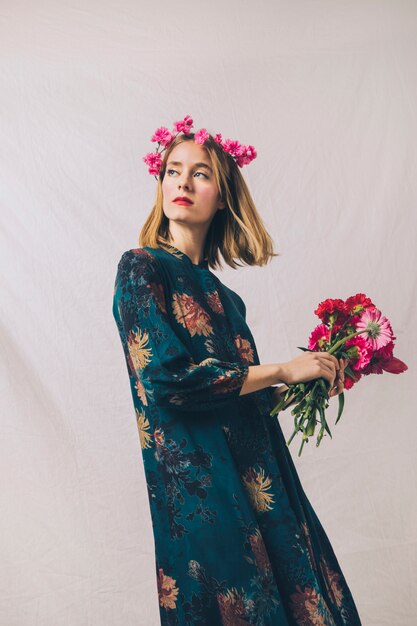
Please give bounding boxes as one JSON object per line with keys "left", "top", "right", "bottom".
{"left": 270, "top": 293, "right": 408, "bottom": 456}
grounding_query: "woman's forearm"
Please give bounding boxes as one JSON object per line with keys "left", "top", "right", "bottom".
{"left": 239, "top": 363, "right": 287, "bottom": 396}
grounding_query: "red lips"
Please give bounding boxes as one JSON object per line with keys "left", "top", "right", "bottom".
{"left": 173, "top": 196, "right": 193, "bottom": 204}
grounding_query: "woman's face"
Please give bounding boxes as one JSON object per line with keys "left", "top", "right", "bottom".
{"left": 161, "top": 140, "right": 225, "bottom": 228}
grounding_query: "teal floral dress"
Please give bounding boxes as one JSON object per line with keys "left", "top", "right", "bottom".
{"left": 112, "top": 245, "right": 362, "bottom": 626}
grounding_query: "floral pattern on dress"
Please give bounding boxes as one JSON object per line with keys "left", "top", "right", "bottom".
{"left": 152, "top": 426, "right": 217, "bottom": 539}
{"left": 319, "top": 554, "right": 345, "bottom": 610}
{"left": 158, "top": 567, "right": 179, "bottom": 610}
{"left": 288, "top": 584, "right": 337, "bottom": 626}
{"left": 172, "top": 291, "right": 214, "bottom": 337}
{"left": 241, "top": 466, "right": 275, "bottom": 513}
{"left": 205, "top": 289, "right": 225, "bottom": 315}
{"left": 136, "top": 408, "right": 153, "bottom": 449}
{"left": 234, "top": 334, "right": 255, "bottom": 364}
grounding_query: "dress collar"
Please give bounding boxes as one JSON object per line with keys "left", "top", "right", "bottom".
{"left": 159, "top": 244, "right": 209, "bottom": 269}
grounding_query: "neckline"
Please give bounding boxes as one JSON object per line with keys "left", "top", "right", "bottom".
{"left": 158, "top": 245, "right": 209, "bottom": 269}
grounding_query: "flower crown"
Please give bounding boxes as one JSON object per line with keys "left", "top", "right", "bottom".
{"left": 142, "top": 114, "right": 257, "bottom": 179}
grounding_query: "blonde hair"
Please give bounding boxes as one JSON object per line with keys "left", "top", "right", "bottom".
{"left": 139, "top": 133, "right": 280, "bottom": 270}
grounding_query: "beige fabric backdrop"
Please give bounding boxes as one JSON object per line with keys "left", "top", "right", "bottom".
{"left": 1, "top": 1, "right": 416, "bottom": 624}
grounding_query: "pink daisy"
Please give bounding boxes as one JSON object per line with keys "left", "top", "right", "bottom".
{"left": 355, "top": 307, "right": 394, "bottom": 351}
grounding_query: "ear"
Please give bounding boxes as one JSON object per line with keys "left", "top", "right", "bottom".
{"left": 217, "top": 199, "right": 226, "bottom": 210}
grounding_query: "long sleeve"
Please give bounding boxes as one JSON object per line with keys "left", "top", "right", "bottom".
{"left": 113, "top": 249, "right": 250, "bottom": 412}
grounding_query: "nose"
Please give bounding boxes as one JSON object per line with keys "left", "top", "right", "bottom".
{"left": 177, "top": 172, "right": 192, "bottom": 189}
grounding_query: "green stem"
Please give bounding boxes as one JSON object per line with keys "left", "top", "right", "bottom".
{"left": 298, "top": 437, "right": 306, "bottom": 457}
{"left": 327, "top": 329, "right": 369, "bottom": 355}
{"left": 286, "top": 428, "right": 299, "bottom": 447}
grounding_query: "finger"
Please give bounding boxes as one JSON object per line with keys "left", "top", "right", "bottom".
{"left": 330, "top": 384, "right": 341, "bottom": 397}
{"left": 321, "top": 353, "right": 340, "bottom": 370}
{"left": 320, "top": 361, "right": 336, "bottom": 388}
{"left": 324, "top": 358, "right": 339, "bottom": 387}
{"left": 329, "top": 379, "right": 344, "bottom": 397}
{"left": 335, "top": 367, "right": 344, "bottom": 384}
{"left": 330, "top": 354, "right": 340, "bottom": 370}
{"left": 323, "top": 353, "right": 341, "bottom": 381}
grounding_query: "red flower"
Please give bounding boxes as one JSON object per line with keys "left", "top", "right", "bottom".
{"left": 314, "top": 298, "right": 348, "bottom": 326}
{"left": 344, "top": 371, "right": 362, "bottom": 390}
{"left": 344, "top": 292, "right": 375, "bottom": 315}
{"left": 361, "top": 340, "right": 408, "bottom": 375}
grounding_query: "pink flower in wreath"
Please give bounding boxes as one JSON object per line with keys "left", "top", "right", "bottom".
{"left": 151, "top": 126, "right": 174, "bottom": 147}
{"left": 194, "top": 128, "right": 210, "bottom": 144}
{"left": 172, "top": 114, "right": 193, "bottom": 134}
{"left": 143, "top": 151, "right": 163, "bottom": 175}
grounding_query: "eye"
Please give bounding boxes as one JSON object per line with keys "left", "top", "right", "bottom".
{"left": 166, "top": 168, "right": 208, "bottom": 179}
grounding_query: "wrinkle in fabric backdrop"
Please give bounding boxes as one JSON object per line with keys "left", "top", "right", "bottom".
{"left": 1, "top": 1, "right": 416, "bottom": 625}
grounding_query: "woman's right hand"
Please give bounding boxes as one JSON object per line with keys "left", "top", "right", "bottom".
{"left": 279, "top": 351, "right": 345, "bottom": 392}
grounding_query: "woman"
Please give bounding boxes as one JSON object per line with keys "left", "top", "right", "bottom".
{"left": 112, "top": 117, "right": 362, "bottom": 625}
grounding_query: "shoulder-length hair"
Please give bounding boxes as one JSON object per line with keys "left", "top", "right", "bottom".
{"left": 139, "top": 133, "right": 280, "bottom": 270}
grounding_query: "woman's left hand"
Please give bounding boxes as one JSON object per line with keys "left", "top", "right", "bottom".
{"left": 270, "top": 357, "right": 347, "bottom": 407}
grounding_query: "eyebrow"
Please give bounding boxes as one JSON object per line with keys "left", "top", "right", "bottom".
{"left": 167, "top": 160, "right": 213, "bottom": 173}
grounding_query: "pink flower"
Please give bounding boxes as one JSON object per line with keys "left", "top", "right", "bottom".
{"left": 172, "top": 114, "right": 193, "bottom": 134}
{"left": 143, "top": 152, "right": 162, "bottom": 175}
{"left": 236, "top": 144, "right": 258, "bottom": 167}
{"left": 355, "top": 306, "right": 394, "bottom": 351}
{"left": 142, "top": 115, "right": 257, "bottom": 177}
{"left": 344, "top": 335, "right": 373, "bottom": 371}
{"left": 151, "top": 126, "right": 174, "bottom": 147}
{"left": 194, "top": 128, "right": 210, "bottom": 144}
{"left": 308, "top": 324, "right": 330, "bottom": 351}
{"left": 222, "top": 139, "right": 243, "bottom": 157}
